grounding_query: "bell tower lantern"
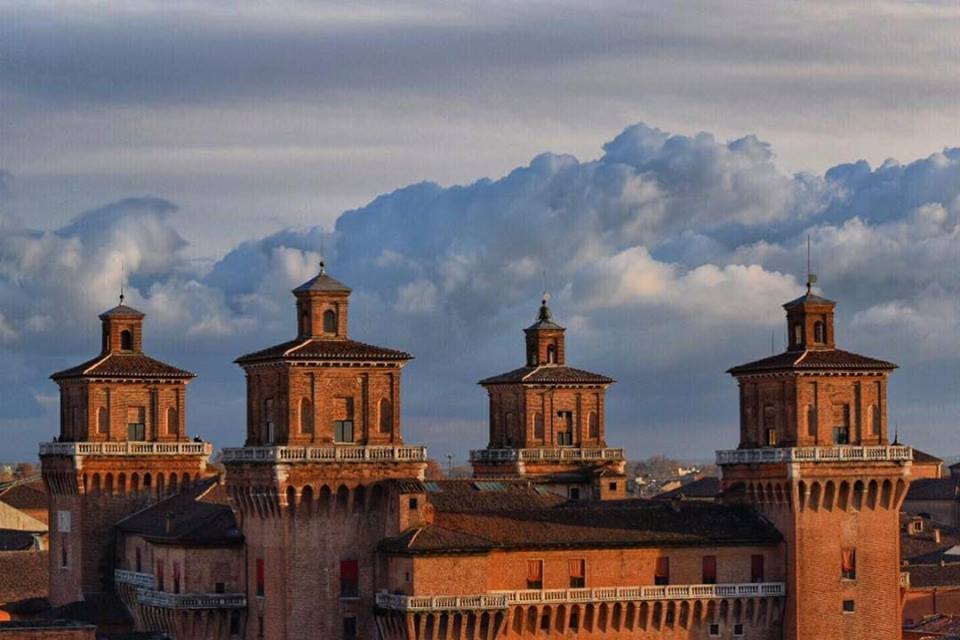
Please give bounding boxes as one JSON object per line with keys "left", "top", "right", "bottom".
{"left": 293, "top": 262, "right": 350, "bottom": 339}
{"left": 524, "top": 295, "right": 566, "bottom": 366}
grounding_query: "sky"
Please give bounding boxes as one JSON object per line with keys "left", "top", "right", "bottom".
{"left": 3, "top": 0, "right": 960, "bottom": 462}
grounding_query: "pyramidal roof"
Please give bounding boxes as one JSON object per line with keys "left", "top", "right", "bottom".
{"left": 292, "top": 264, "right": 351, "bottom": 294}
{"left": 525, "top": 297, "right": 564, "bottom": 332}
{"left": 98, "top": 303, "right": 145, "bottom": 319}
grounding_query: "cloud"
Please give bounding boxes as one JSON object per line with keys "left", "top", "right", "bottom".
{"left": 5, "top": 121, "right": 960, "bottom": 460}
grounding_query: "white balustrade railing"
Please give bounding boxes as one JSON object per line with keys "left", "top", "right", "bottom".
{"left": 114, "top": 569, "right": 156, "bottom": 589}
{"left": 716, "top": 446, "right": 912, "bottom": 466}
{"left": 377, "top": 583, "right": 785, "bottom": 611}
{"left": 40, "top": 441, "right": 212, "bottom": 457}
{"left": 221, "top": 445, "right": 428, "bottom": 464}
{"left": 469, "top": 448, "right": 625, "bottom": 463}
{"left": 136, "top": 588, "right": 246, "bottom": 609}
{"left": 376, "top": 593, "right": 509, "bottom": 611}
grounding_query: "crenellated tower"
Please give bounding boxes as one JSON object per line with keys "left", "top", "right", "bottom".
{"left": 471, "top": 296, "right": 625, "bottom": 500}
{"left": 718, "top": 283, "right": 911, "bottom": 640}
{"left": 41, "top": 300, "right": 211, "bottom": 606}
{"left": 222, "top": 264, "right": 428, "bottom": 640}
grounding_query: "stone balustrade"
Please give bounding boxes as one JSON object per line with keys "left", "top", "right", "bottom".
{"left": 40, "top": 441, "right": 212, "bottom": 457}
{"left": 716, "top": 446, "right": 912, "bottom": 466}
{"left": 469, "top": 448, "right": 625, "bottom": 463}
{"left": 377, "top": 582, "right": 785, "bottom": 612}
{"left": 221, "top": 445, "right": 428, "bottom": 464}
{"left": 136, "top": 588, "right": 247, "bottom": 609}
{"left": 114, "top": 569, "right": 156, "bottom": 589}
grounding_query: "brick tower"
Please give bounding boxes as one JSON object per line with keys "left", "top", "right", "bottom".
{"left": 41, "top": 300, "right": 211, "bottom": 606}
{"left": 222, "top": 264, "right": 428, "bottom": 640}
{"left": 718, "top": 282, "right": 912, "bottom": 640}
{"left": 471, "top": 296, "right": 625, "bottom": 500}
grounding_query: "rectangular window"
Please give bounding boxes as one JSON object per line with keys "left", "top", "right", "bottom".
{"left": 157, "top": 560, "right": 165, "bottom": 591}
{"left": 842, "top": 599, "right": 855, "bottom": 614}
{"left": 702, "top": 555, "right": 717, "bottom": 584}
{"left": 215, "top": 582, "right": 225, "bottom": 594}
{"left": 257, "top": 615, "right": 264, "bottom": 638}
{"left": 256, "top": 558, "right": 264, "bottom": 597}
{"left": 135, "top": 547, "right": 141, "bottom": 573}
{"left": 709, "top": 623, "right": 721, "bottom": 637}
{"left": 765, "top": 428, "right": 777, "bottom": 446}
{"left": 127, "top": 406, "right": 146, "bottom": 441}
{"left": 60, "top": 534, "right": 68, "bottom": 569}
{"left": 569, "top": 487, "right": 580, "bottom": 500}
{"left": 343, "top": 617, "right": 358, "bottom": 640}
{"left": 334, "top": 420, "right": 354, "bottom": 443}
{"left": 833, "top": 426, "right": 850, "bottom": 445}
{"left": 734, "top": 623, "right": 744, "bottom": 637}
{"left": 263, "top": 398, "right": 274, "bottom": 444}
{"left": 333, "top": 397, "right": 354, "bottom": 442}
{"left": 556, "top": 411, "right": 574, "bottom": 446}
{"left": 229, "top": 611, "right": 240, "bottom": 636}
{"left": 654, "top": 556, "right": 670, "bottom": 586}
{"left": 340, "top": 559, "right": 359, "bottom": 598}
{"left": 173, "top": 561, "right": 181, "bottom": 594}
{"left": 751, "top": 554, "right": 764, "bottom": 583}
{"left": 841, "top": 549, "right": 856, "bottom": 580}
{"left": 568, "top": 559, "right": 585, "bottom": 588}
{"left": 57, "top": 510, "right": 71, "bottom": 533}
{"left": 409, "top": 497, "right": 418, "bottom": 510}
{"left": 608, "top": 482, "right": 618, "bottom": 492}
{"left": 526, "top": 559, "right": 543, "bottom": 590}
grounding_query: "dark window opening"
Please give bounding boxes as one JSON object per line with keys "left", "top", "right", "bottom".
{"left": 833, "top": 426, "right": 850, "bottom": 445}
{"left": 323, "top": 309, "right": 337, "bottom": 333}
{"left": 709, "top": 623, "right": 721, "bottom": 637}
{"left": 526, "top": 559, "right": 543, "bottom": 590}
{"left": 408, "top": 497, "right": 418, "bottom": 510}
{"left": 702, "top": 555, "right": 717, "bottom": 584}
{"left": 135, "top": 547, "right": 141, "bottom": 573}
{"left": 654, "top": 556, "right": 669, "bottom": 586}
{"left": 814, "top": 320, "right": 826, "bottom": 343}
{"left": 229, "top": 612, "right": 240, "bottom": 636}
{"left": 334, "top": 420, "right": 354, "bottom": 443}
{"left": 608, "top": 482, "right": 618, "bottom": 492}
{"left": 255, "top": 558, "right": 264, "bottom": 597}
{"left": 173, "top": 561, "right": 181, "bottom": 594}
{"left": 157, "top": 561, "right": 165, "bottom": 591}
{"left": 215, "top": 582, "right": 225, "bottom": 594}
{"left": 60, "top": 535, "right": 68, "bottom": 569}
{"left": 569, "top": 612, "right": 579, "bottom": 630}
{"left": 569, "top": 487, "right": 580, "bottom": 500}
{"left": 793, "top": 323, "right": 802, "bottom": 346}
{"left": 121, "top": 330, "right": 133, "bottom": 350}
{"left": 569, "top": 558, "right": 585, "bottom": 588}
{"left": 539, "top": 612, "right": 551, "bottom": 630}
{"left": 546, "top": 344, "right": 556, "bottom": 363}
{"left": 340, "top": 559, "right": 359, "bottom": 598}
{"left": 734, "top": 623, "right": 744, "bottom": 637}
{"left": 751, "top": 555, "right": 765, "bottom": 583}
{"left": 257, "top": 616, "right": 264, "bottom": 638}
{"left": 343, "top": 617, "right": 358, "bottom": 640}
{"left": 843, "top": 600, "right": 855, "bottom": 613}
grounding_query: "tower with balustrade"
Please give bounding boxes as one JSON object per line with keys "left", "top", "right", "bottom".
{"left": 718, "top": 283, "right": 912, "bottom": 640}
{"left": 222, "top": 264, "right": 428, "bottom": 640}
{"left": 471, "top": 296, "right": 626, "bottom": 500}
{"left": 41, "top": 300, "right": 211, "bottom": 606}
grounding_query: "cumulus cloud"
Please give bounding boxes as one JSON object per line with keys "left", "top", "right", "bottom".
{"left": 4, "top": 122, "right": 960, "bottom": 459}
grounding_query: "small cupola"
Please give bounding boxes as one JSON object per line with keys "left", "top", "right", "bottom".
{"left": 524, "top": 294, "right": 566, "bottom": 366}
{"left": 292, "top": 262, "right": 352, "bottom": 340}
{"left": 99, "top": 296, "right": 146, "bottom": 354}
{"left": 784, "top": 279, "right": 836, "bottom": 352}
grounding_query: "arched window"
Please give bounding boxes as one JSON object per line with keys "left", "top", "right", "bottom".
{"left": 546, "top": 344, "right": 556, "bottom": 364}
{"left": 300, "top": 310, "right": 309, "bottom": 335}
{"left": 814, "top": 321, "right": 826, "bottom": 344}
{"left": 120, "top": 330, "right": 133, "bottom": 351}
{"left": 300, "top": 398, "right": 314, "bottom": 435}
{"left": 166, "top": 407, "right": 178, "bottom": 436}
{"left": 533, "top": 412, "right": 545, "bottom": 440}
{"left": 378, "top": 398, "right": 392, "bottom": 434}
{"left": 323, "top": 309, "right": 337, "bottom": 334}
{"left": 588, "top": 411, "right": 600, "bottom": 439}
{"left": 870, "top": 404, "right": 881, "bottom": 436}
{"left": 97, "top": 407, "right": 109, "bottom": 435}
{"left": 792, "top": 323, "right": 802, "bottom": 346}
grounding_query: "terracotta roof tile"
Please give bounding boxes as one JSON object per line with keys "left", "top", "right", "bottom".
{"left": 906, "top": 564, "right": 960, "bottom": 588}
{"left": 0, "top": 479, "right": 47, "bottom": 512}
{"left": 654, "top": 477, "right": 721, "bottom": 501}
{"left": 235, "top": 338, "right": 411, "bottom": 364}
{"left": 117, "top": 479, "right": 241, "bottom": 546}
{"left": 728, "top": 348, "right": 897, "bottom": 375}
{"left": 51, "top": 353, "right": 194, "bottom": 380}
{"left": 479, "top": 366, "right": 614, "bottom": 386}
{"left": 0, "top": 551, "right": 48, "bottom": 603}
{"left": 293, "top": 272, "right": 351, "bottom": 294}
{"left": 381, "top": 499, "right": 781, "bottom": 555}
{"left": 906, "top": 478, "right": 957, "bottom": 502}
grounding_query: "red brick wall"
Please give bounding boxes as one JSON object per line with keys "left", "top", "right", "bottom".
{"left": 58, "top": 379, "right": 190, "bottom": 443}
{"left": 486, "top": 385, "right": 607, "bottom": 449}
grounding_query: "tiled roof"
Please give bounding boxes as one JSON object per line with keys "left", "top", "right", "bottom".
{"left": 235, "top": 338, "right": 411, "bottom": 364}
{"left": 728, "top": 348, "right": 897, "bottom": 375}
{"left": 381, "top": 498, "right": 781, "bottom": 555}
{"left": 0, "top": 551, "right": 48, "bottom": 604}
{"left": 0, "top": 530, "right": 38, "bottom": 551}
{"left": 99, "top": 304, "right": 145, "bottom": 319}
{"left": 117, "top": 479, "right": 242, "bottom": 546}
{"left": 425, "top": 480, "right": 566, "bottom": 513}
{"left": 51, "top": 353, "right": 194, "bottom": 380}
{"left": 0, "top": 478, "right": 47, "bottom": 512}
{"left": 906, "top": 564, "right": 960, "bottom": 588}
{"left": 906, "top": 478, "right": 957, "bottom": 502}
{"left": 900, "top": 516, "right": 960, "bottom": 565}
{"left": 293, "top": 271, "right": 351, "bottom": 294}
{"left": 479, "top": 365, "right": 614, "bottom": 386}
{"left": 654, "top": 477, "right": 721, "bottom": 501}
{"left": 783, "top": 292, "right": 835, "bottom": 308}
{"left": 913, "top": 449, "right": 944, "bottom": 465}
{"left": 45, "top": 592, "right": 131, "bottom": 628}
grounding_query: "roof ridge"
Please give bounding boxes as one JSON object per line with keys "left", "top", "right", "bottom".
{"left": 81, "top": 353, "right": 113, "bottom": 376}
{"left": 521, "top": 366, "right": 542, "bottom": 382}
{"left": 794, "top": 350, "right": 809, "bottom": 365}
{"left": 282, "top": 339, "right": 313, "bottom": 358}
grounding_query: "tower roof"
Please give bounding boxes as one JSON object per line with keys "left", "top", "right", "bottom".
{"left": 292, "top": 265, "right": 351, "bottom": 294}
{"left": 235, "top": 337, "right": 411, "bottom": 365}
{"left": 783, "top": 290, "right": 835, "bottom": 309}
{"left": 50, "top": 353, "right": 195, "bottom": 380}
{"left": 525, "top": 297, "right": 564, "bottom": 332}
{"left": 98, "top": 303, "right": 145, "bottom": 320}
{"left": 727, "top": 348, "right": 897, "bottom": 376}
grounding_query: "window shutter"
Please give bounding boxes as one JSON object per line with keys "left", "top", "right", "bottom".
{"left": 655, "top": 557, "right": 669, "bottom": 579}
{"left": 702, "top": 555, "right": 717, "bottom": 583}
{"left": 568, "top": 559, "right": 585, "bottom": 578}
{"left": 341, "top": 559, "right": 359, "bottom": 580}
{"left": 527, "top": 559, "right": 543, "bottom": 582}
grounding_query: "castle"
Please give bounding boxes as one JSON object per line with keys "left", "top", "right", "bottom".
{"left": 37, "top": 265, "right": 913, "bottom": 640}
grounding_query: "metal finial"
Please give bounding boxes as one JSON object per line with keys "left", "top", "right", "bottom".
{"left": 319, "top": 228, "right": 326, "bottom": 275}
{"left": 119, "top": 261, "right": 125, "bottom": 305}
{"left": 806, "top": 235, "right": 817, "bottom": 294}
